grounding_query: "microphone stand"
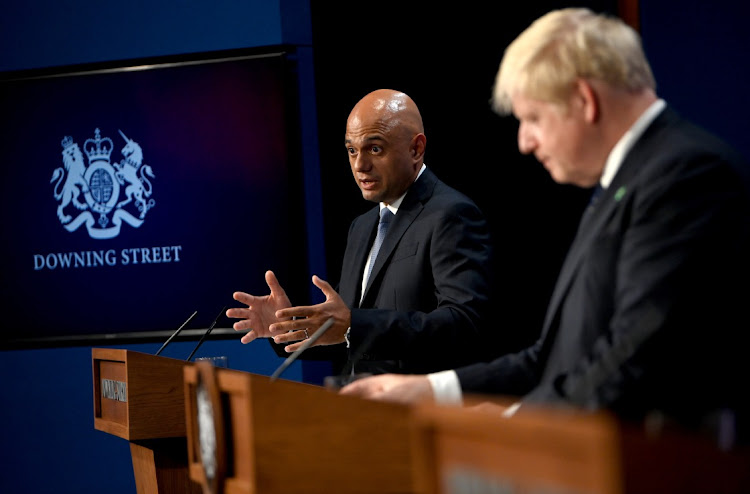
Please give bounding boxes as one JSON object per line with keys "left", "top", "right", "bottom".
{"left": 186, "top": 305, "right": 228, "bottom": 362}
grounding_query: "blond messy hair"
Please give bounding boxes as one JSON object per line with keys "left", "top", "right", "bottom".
{"left": 492, "top": 8, "right": 656, "bottom": 115}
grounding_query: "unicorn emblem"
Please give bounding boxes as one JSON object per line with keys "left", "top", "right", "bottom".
{"left": 114, "top": 130, "right": 155, "bottom": 219}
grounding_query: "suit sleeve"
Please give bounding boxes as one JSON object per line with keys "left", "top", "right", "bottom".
{"left": 454, "top": 339, "right": 545, "bottom": 397}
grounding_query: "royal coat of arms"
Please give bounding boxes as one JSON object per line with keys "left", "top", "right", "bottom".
{"left": 51, "top": 128, "right": 155, "bottom": 239}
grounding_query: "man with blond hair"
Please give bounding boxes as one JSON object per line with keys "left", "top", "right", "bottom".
{"left": 342, "top": 8, "right": 750, "bottom": 442}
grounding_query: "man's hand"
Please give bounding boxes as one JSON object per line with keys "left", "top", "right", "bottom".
{"left": 226, "top": 270, "right": 291, "bottom": 343}
{"left": 339, "top": 373, "right": 435, "bottom": 405}
{"left": 271, "top": 275, "right": 352, "bottom": 352}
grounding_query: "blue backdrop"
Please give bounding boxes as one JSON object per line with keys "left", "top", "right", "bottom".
{"left": 0, "top": 1, "right": 325, "bottom": 493}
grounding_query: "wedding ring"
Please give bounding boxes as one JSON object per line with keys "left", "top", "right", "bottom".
{"left": 304, "top": 329, "right": 309, "bottom": 339}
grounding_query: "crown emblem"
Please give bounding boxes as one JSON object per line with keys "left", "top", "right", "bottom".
{"left": 84, "top": 128, "right": 113, "bottom": 163}
{"left": 61, "top": 136, "right": 75, "bottom": 150}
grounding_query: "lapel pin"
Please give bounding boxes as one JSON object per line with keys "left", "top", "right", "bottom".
{"left": 614, "top": 186, "right": 627, "bottom": 202}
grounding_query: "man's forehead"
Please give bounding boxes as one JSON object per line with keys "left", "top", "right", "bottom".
{"left": 346, "top": 116, "right": 394, "bottom": 139}
{"left": 512, "top": 93, "right": 560, "bottom": 117}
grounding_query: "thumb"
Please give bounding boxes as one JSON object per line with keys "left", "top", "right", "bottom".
{"left": 266, "top": 270, "right": 284, "bottom": 295}
{"left": 312, "top": 275, "right": 336, "bottom": 299}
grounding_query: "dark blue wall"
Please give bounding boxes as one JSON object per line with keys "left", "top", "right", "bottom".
{"left": 0, "top": 1, "right": 302, "bottom": 71}
{"left": 0, "top": 2, "right": 324, "bottom": 493}
{"left": 641, "top": 0, "right": 750, "bottom": 161}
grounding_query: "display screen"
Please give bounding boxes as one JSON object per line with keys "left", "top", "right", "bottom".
{"left": 0, "top": 50, "right": 309, "bottom": 347}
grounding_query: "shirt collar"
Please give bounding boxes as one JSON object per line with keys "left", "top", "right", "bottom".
{"left": 599, "top": 99, "right": 666, "bottom": 189}
{"left": 380, "top": 163, "right": 426, "bottom": 214}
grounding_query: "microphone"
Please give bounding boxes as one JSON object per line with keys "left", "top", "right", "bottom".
{"left": 186, "top": 305, "right": 228, "bottom": 362}
{"left": 269, "top": 317, "right": 335, "bottom": 382}
{"left": 155, "top": 310, "right": 198, "bottom": 356}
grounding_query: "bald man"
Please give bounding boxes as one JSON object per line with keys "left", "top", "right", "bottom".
{"left": 227, "top": 89, "right": 495, "bottom": 377}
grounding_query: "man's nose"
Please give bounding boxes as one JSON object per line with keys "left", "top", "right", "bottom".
{"left": 353, "top": 153, "right": 370, "bottom": 171}
{"left": 517, "top": 124, "right": 535, "bottom": 154}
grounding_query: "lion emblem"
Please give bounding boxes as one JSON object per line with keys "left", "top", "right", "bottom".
{"left": 51, "top": 136, "right": 89, "bottom": 224}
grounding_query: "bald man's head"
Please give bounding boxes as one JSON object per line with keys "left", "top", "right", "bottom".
{"left": 348, "top": 89, "right": 424, "bottom": 138}
{"left": 345, "top": 89, "right": 427, "bottom": 204}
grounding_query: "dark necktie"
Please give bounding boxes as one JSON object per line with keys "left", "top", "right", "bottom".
{"left": 588, "top": 184, "right": 604, "bottom": 207}
{"left": 582, "top": 184, "right": 604, "bottom": 221}
{"left": 365, "top": 208, "right": 393, "bottom": 286}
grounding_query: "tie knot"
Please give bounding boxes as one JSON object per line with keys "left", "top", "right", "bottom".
{"left": 379, "top": 208, "right": 393, "bottom": 224}
{"left": 588, "top": 184, "right": 604, "bottom": 206}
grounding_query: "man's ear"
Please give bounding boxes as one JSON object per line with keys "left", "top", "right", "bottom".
{"left": 575, "top": 78, "right": 600, "bottom": 123}
{"left": 411, "top": 133, "right": 427, "bottom": 161}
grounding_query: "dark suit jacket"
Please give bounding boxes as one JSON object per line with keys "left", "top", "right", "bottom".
{"left": 289, "top": 167, "right": 494, "bottom": 375}
{"left": 456, "top": 107, "right": 750, "bottom": 431}
{"left": 338, "top": 167, "right": 494, "bottom": 374}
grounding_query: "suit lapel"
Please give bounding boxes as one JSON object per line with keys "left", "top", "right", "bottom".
{"left": 540, "top": 107, "right": 677, "bottom": 333}
{"left": 541, "top": 188, "right": 611, "bottom": 330}
{"left": 360, "top": 168, "right": 436, "bottom": 303}
{"left": 340, "top": 208, "right": 378, "bottom": 307}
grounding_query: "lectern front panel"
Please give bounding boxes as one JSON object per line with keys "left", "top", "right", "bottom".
{"left": 93, "top": 353, "right": 129, "bottom": 438}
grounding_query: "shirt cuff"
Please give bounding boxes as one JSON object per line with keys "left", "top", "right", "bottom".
{"left": 502, "top": 401, "right": 521, "bottom": 418}
{"left": 426, "top": 370, "right": 463, "bottom": 406}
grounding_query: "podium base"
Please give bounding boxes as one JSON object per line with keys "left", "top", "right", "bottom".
{"left": 130, "top": 438, "right": 203, "bottom": 494}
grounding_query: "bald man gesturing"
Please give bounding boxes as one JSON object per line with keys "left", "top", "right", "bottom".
{"left": 227, "top": 89, "right": 495, "bottom": 377}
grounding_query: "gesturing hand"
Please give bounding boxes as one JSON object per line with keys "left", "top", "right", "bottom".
{"left": 270, "top": 275, "right": 352, "bottom": 352}
{"left": 226, "top": 270, "right": 291, "bottom": 344}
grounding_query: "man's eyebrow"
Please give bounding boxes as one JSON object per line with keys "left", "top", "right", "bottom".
{"left": 345, "top": 135, "right": 385, "bottom": 145}
{"left": 362, "top": 135, "right": 385, "bottom": 143}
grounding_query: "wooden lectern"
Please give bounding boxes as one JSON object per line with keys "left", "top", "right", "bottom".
{"left": 411, "top": 400, "right": 750, "bottom": 494}
{"left": 183, "top": 363, "right": 419, "bottom": 494}
{"left": 92, "top": 348, "right": 202, "bottom": 494}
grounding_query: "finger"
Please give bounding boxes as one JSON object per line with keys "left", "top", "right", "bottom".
{"left": 226, "top": 307, "right": 252, "bottom": 319}
{"left": 233, "top": 320, "right": 256, "bottom": 332}
{"left": 265, "top": 270, "right": 284, "bottom": 296}
{"left": 275, "top": 309, "right": 313, "bottom": 321}
{"left": 232, "top": 291, "right": 254, "bottom": 305}
{"left": 338, "top": 381, "right": 360, "bottom": 395}
{"left": 269, "top": 320, "right": 300, "bottom": 334}
{"left": 273, "top": 330, "right": 307, "bottom": 344}
{"left": 240, "top": 330, "right": 258, "bottom": 344}
{"left": 339, "top": 377, "right": 377, "bottom": 396}
{"left": 270, "top": 315, "right": 318, "bottom": 332}
{"left": 284, "top": 341, "right": 304, "bottom": 353}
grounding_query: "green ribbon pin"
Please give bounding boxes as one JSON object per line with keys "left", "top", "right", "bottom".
{"left": 614, "top": 186, "right": 626, "bottom": 202}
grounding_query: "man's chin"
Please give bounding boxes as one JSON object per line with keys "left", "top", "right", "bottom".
{"left": 360, "top": 189, "right": 382, "bottom": 202}
{"left": 546, "top": 166, "right": 570, "bottom": 185}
